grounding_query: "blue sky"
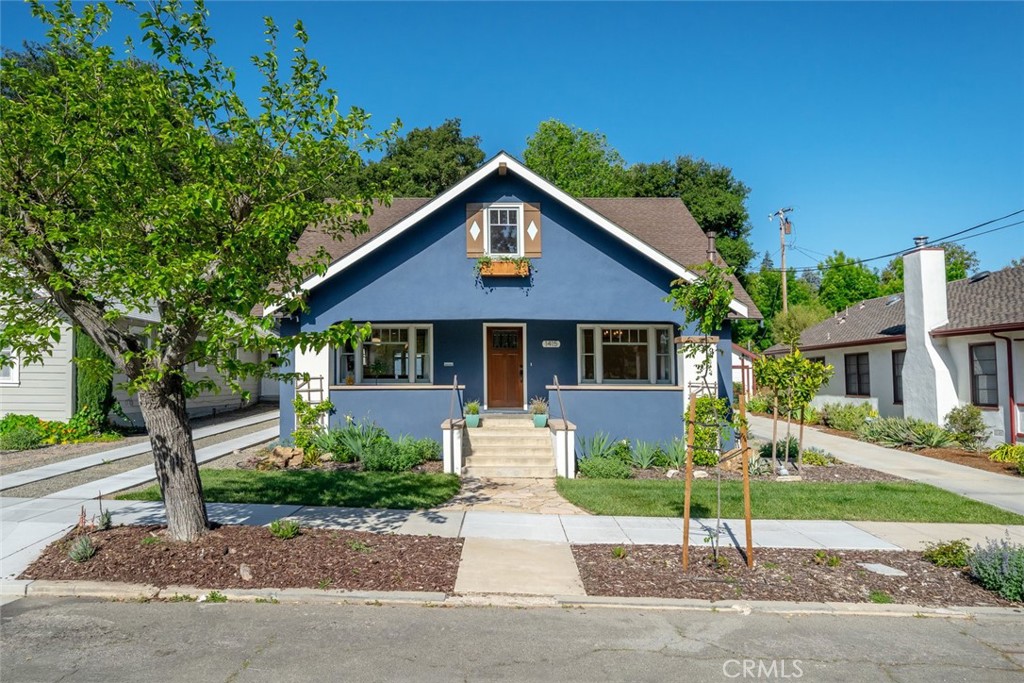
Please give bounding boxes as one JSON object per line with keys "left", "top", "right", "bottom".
{"left": 3, "top": 1, "right": 1022, "bottom": 271}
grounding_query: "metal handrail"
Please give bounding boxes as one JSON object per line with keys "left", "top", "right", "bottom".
{"left": 447, "top": 374, "right": 460, "bottom": 426}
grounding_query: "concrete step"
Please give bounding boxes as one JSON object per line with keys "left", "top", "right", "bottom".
{"left": 465, "top": 434, "right": 550, "bottom": 445}
{"left": 464, "top": 455, "right": 554, "bottom": 467}
{"left": 471, "top": 426, "right": 548, "bottom": 435}
{"left": 462, "top": 465, "right": 557, "bottom": 478}
{"left": 465, "top": 445, "right": 552, "bottom": 458}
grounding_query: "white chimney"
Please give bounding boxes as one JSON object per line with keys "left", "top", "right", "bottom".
{"left": 901, "top": 240, "right": 958, "bottom": 424}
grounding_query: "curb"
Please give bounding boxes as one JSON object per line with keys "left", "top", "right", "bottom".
{"left": 12, "top": 580, "right": 1024, "bottom": 619}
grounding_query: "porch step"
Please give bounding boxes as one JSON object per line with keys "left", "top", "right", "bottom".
{"left": 462, "top": 465, "right": 557, "bottom": 478}
{"left": 462, "top": 414, "right": 555, "bottom": 479}
{"left": 464, "top": 455, "right": 554, "bottom": 467}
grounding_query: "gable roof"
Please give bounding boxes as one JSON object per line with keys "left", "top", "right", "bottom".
{"left": 766, "top": 264, "right": 1024, "bottom": 354}
{"left": 270, "top": 152, "right": 759, "bottom": 319}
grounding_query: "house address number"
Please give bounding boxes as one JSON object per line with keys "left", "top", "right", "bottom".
{"left": 542, "top": 340, "right": 561, "bottom": 348}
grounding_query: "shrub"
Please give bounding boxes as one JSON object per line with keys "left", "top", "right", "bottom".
{"left": 989, "top": 443, "right": 1024, "bottom": 464}
{"left": 922, "top": 539, "right": 970, "bottom": 568}
{"left": 0, "top": 424, "right": 44, "bottom": 451}
{"left": 944, "top": 405, "right": 989, "bottom": 451}
{"left": 314, "top": 421, "right": 388, "bottom": 463}
{"left": 630, "top": 440, "right": 658, "bottom": 469}
{"left": 857, "top": 417, "right": 953, "bottom": 449}
{"left": 360, "top": 436, "right": 424, "bottom": 472}
{"left": 578, "top": 455, "right": 632, "bottom": 479}
{"left": 577, "top": 432, "right": 616, "bottom": 459}
{"left": 758, "top": 436, "right": 799, "bottom": 462}
{"left": 269, "top": 519, "right": 300, "bottom": 539}
{"left": 746, "top": 394, "right": 773, "bottom": 415}
{"left": 748, "top": 457, "right": 772, "bottom": 476}
{"left": 801, "top": 447, "right": 838, "bottom": 467}
{"left": 414, "top": 437, "right": 442, "bottom": 461}
{"left": 969, "top": 536, "right": 1024, "bottom": 602}
{"left": 74, "top": 331, "right": 115, "bottom": 423}
{"left": 291, "top": 397, "right": 333, "bottom": 455}
{"left": 612, "top": 439, "right": 632, "bottom": 464}
{"left": 68, "top": 535, "right": 96, "bottom": 563}
{"left": 96, "top": 508, "right": 113, "bottom": 531}
{"left": 820, "top": 402, "right": 876, "bottom": 432}
{"left": 1019, "top": 459, "right": 1024, "bottom": 476}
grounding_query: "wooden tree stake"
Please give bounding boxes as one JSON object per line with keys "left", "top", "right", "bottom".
{"left": 682, "top": 393, "right": 697, "bottom": 570}
{"left": 739, "top": 392, "right": 754, "bottom": 569}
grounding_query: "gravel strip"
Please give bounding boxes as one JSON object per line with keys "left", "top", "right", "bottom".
{"left": 0, "top": 403, "right": 277, "bottom": 477}
{"left": 2, "top": 421, "right": 277, "bottom": 498}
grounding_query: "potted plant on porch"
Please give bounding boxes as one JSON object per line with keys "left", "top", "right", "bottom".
{"left": 464, "top": 400, "right": 481, "bottom": 428}
{"left": 530, "top": 396, "right": 548, "bottom": 428}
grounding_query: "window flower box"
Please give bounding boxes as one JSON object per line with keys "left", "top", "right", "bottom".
{"left": 476, "top": 258, "right": 530, "bottom": 277}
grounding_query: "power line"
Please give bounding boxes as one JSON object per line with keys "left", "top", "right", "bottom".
{"left": 768, "top": 209, "right": 1024, "bottom": 274}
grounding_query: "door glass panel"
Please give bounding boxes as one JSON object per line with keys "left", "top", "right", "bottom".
{"left": 492, "top": 330, "right": 519, "bottom": 349}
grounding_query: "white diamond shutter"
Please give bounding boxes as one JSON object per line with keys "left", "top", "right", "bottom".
{"left": 523, "top": 202, "right": 541, "bottom": 258}
{"left": 466, "top": 203, "right": 485, "bottom": 257}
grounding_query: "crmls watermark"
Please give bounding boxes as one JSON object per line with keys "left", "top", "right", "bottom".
{"left": 722, "top": 660, "right": 803, "bottom": 679}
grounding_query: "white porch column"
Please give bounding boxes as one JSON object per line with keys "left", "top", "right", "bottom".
{"left": 441, "top": 420, "right": 464, "bottom": 475}
{"left": 550, "top": 419, "right": 577, "bottom": 478}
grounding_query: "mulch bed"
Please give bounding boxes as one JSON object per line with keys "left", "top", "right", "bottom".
{"left": 231, "top": 450, "right": 444, "bottom": 475}
{"left": 21, "top": 525, "right": 463, "bottom": 593}
{"left": 913, "top": 447, "right": 1021, "bottom": 477}
{"left": 630, "top": 464, "right": 905, "bottom": 483}
{"left": 572, "top": 545, "right": 1015, "bottom": 607}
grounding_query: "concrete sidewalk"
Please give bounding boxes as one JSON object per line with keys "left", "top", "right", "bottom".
{"left": 749, "top": 415, "right": 1024, "bottom": 515}
{"left": 0, "top": 409, "right": 279, "bottom": 492}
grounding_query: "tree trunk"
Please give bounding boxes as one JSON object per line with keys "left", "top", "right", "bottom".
{"left": 137, "top": 377, "right": 209, "bottom": 541}
{"left": 798, "top": 413, "right": 805, "bottom": 472}
{"left": 771, "top": 395, "right": 779, "bottom": 472}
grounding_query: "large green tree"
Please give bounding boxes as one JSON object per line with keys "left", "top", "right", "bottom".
{"left": 817, "top": 251, "right": 881, "bottom": 312}
{"left": 367, "top": 118, "right": 484, "bottom": 196}
{"left": 0, "top": 0, "right": 394, "bottom": 540}
{"left": 879, "top": 243, "right": 980, "bottom": 294}
{"left": 732, "top": 253, "right": 822, "bottom": 350}
{"left": 523, "top": 119, "right": 629, "bottom": 197}
{"left": 627, "top": 157, "right": 755, "bottom": 274}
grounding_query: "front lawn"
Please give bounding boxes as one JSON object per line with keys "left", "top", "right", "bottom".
{"left": 118, "top": 469, "right": 461, "bottom": 510}
{"left": 555, "top": 478, "right": 1024, "bottom": 524}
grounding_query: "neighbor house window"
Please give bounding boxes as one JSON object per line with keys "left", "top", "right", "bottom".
{"left": 333, "top": 325, "right": 432, "bottom": 385}
{"left": 970, "top": 343, "right": 998, "bottom": 407}
{"left": 578, "top": 325, "right": 674, "bottom": 384}
{"left": 892, "top": 349, "right": 905, "bottom": 404}
{"left": 844, "top": 353, "right": 870, "bottom": 396}
{"left": 486, "top": 205, "right": 522, "bottom": 256}
{"left": 808, "top": 356, "right": 826, "bottom": 365}
{"left": 0, "top": 350, "right": 19, "bottom": 386}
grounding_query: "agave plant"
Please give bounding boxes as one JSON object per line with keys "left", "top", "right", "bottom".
{"left": 630, "top": 440, "right": 658, "bottom": 469}
{"left": 577, "top": 432, "right": 615, "bottom": 459}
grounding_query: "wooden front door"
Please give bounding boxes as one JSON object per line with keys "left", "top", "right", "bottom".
{"left": 486, "top": 327, "right": 524, "bottom": 408}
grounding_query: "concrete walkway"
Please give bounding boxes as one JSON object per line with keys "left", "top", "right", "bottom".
{"left": 0, "top": 410, "right": 279, "bottom": 492}
{"left": 749, "top": 415, "right": 1024, "bottom": 515}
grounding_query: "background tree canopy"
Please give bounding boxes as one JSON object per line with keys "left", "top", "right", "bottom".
{"left": 879, "top": 243, "right": 979, "bottom": 295}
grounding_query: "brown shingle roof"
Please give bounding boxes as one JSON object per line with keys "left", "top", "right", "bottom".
{"left": 295, "top": 196, "right": 761, "bottom": 319}
{"left": 766, "top": 265, "right": 1024, "bottom": 354}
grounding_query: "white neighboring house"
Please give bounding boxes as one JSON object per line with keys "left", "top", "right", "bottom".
{"left": 767, "top": 241, "right": 1023, "bottom": 446}
{"left": 0, "top": 313, "right": 278, "bottom": 424}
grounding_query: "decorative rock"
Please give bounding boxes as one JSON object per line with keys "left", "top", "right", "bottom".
{"left": 239, "top": 563, "right": 253, "bottom": 582}
{"left": 666, "top": 469, "right": 680, "bottom": 479}
{"left": 693, "top": 471, "right": 709, "bottom": 479}
{"left": 857, "top": 562, "right": 908, "bottom": 577}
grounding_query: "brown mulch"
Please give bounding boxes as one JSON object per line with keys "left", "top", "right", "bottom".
{"left": 21, "top": 525, "right": 463, "bottom": 593}
{"left": 630, "top": 464, "right": 905, "bottom": 483}
{"left": 231, "top": 450, "right": 444, "bottom": 475}
{"left": 913, "top": 447, "right": 1021, "bottom": 477}
{"left": 572, "top": 545, "right": 1015, "bottom": 607}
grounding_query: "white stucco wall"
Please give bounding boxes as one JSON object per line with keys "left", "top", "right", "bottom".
{"left": 807, "top": 342, "right": 904, "bottom": 417}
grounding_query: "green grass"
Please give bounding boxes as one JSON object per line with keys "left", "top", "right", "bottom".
{"left": 555, "top": 478, "right": 1024, "bottom": 524}
{"left": 117, "top": 469, "right": 461, "bottom": 510}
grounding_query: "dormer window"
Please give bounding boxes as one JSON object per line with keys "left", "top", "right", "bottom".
{"left": 486, "top": 205, "right": 522, "bottom": 256}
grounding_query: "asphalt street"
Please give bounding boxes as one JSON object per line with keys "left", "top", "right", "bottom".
{"left": 1, "top": 597, "right": 1022, "bottom": 682}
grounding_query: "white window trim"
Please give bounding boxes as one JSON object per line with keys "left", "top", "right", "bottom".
{"left": 0, "top": 352, "right": 20, "bottom": 386}
{"left": 577, "top": 324, "right": 675, "bottom": 386}
{"left": 484, "top": 203, "right": 524, "bottom": 257}
{"left": 334, "top": 324, "right": 433, "bottom": 386}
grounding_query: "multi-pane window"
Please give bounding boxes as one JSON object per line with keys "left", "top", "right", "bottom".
{"left": 579, "top": 325, "right": 674, "bottom": 384}
{"left": 844, "top": 353, "right": 870, "bottom": 396}
{"left": 333, "top": 326, "right": 431, "bottom": 385}
{"left": 487, "top": 206, "right": 521, "bottom": 255}
{"left": 892, "top": 349, "right": 905, "bottom": 404}
{"left": 0, "top": 349, "right": 19, "bottom": 385}
{"left": 970, "top": 343, "right": 998, "bottom": 407}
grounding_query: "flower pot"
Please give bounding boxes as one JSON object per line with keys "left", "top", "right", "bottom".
{"left": 465, "top": 414, "right": 481, "bottom": 428}
{"left": 533, "top": 414, "right": 548, "bottom": 428}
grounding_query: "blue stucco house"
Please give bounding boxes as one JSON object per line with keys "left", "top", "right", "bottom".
{"left": 274, "top": 152, "right": 760, "bottom": 475}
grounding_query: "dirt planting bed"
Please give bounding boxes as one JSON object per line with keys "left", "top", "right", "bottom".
{"left": 630, "top": 463, "right": 905, "bottom": 483}
{"left": 572, "top": 545, "right": 1015, "bottom": 607}
{"left": 22, "top": 525, "right": 462, "bottom": 593}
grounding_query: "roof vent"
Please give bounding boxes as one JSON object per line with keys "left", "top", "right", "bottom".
{"left": 968, "top": 271, "right": 991, "bottom": 284}
{"left": 885, "top": 295, "right": 902, "bottom": 306}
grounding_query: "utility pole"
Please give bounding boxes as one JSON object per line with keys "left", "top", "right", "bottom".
{"left": 770, "top": 207, "right": 794, "bottom": 313}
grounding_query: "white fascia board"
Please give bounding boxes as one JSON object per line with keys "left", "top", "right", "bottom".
{"left": 266, "top": 152, "right": 748, "bottom": 319}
